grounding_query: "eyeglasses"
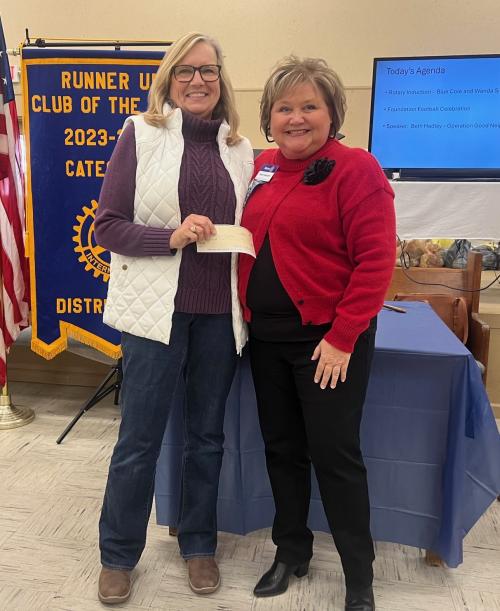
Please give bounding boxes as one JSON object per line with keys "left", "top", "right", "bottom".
{"left": 173, "top": 64, "right": 222, "bottom": 83}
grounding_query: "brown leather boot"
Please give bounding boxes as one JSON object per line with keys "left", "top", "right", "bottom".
{"left": 186, "top": 557, "right": 220, "bottom": 594}
{"left": 98, "top": 566, "right": 132, "bottom": 604}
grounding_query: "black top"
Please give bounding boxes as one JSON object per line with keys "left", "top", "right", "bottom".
{"left": 247, "top": 234, "right": 330, "bottom": 342}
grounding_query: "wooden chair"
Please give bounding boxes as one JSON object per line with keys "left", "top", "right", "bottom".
{"left": 386, "top": 251, "right": 491, "bottom": 383}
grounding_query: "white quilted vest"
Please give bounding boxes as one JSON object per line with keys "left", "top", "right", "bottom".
{"left": 103, "top": 108, "right": 254, "bottom": 354}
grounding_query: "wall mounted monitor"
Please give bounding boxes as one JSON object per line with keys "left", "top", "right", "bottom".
{"left": 369, "top": 55, "right": 500, "bottom": 179}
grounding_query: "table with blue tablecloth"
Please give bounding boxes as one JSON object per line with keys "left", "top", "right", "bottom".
{"left": 155, "top": 301, "right": 500, "bottom": 568}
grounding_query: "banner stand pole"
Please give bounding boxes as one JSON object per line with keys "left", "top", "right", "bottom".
{"left": 56, "top": 358, "right": 122, "bottom": 444}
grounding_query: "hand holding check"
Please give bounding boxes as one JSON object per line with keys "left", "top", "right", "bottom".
{"left": 169, "top": 214, "right": 217, "bottom": 250}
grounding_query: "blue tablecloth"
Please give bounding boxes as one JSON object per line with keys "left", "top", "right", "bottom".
{"left": 155, "top": 302, "right": 500, "bottom": 567}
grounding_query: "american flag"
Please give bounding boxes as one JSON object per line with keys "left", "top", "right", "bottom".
{"left": 0, "top": 17, "right": 29, "bottom": 386}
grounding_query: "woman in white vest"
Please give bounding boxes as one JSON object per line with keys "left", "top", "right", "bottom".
{"left": 94, "top": 32, "right": 253, "bottom": 605}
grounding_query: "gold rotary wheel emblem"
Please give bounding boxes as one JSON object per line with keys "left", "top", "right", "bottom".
{"left": 72, "top": 199, "right": 110, "bottom": 282}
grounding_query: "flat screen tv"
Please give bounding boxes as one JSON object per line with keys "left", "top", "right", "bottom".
{"left": 368, "top": 54, "right": 500, "bottom": 179}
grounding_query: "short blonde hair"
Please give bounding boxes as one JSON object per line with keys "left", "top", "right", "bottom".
{"left": 260, "top": 55, "right": 347, "bottom": 138}
{"left": 144, "top": 32, "right": 242, "bottom": 145}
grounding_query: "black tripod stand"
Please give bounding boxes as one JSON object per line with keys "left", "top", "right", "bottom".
{"left": 56, "top": 358, "right": 122, "bottom": 444}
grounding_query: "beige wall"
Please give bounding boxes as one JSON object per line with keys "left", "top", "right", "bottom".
{"left": 5, "top": 0, "right": 500, "bottom": 148}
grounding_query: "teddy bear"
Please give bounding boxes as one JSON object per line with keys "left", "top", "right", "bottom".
{"left": 396, "top": 239, "right": 426, "bottom": 267}
{"left": 420, "top": 240, "right": 445, "bottom": 268}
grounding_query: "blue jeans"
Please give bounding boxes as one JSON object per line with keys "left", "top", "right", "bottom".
{"left": 99, "top": 312, "right": 237, "bottom": 569}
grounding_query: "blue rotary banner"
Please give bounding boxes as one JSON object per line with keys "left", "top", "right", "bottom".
{"left": 22, "top": 49, "right": 163, "bottom": 359}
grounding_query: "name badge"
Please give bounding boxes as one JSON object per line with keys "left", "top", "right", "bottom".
{"left": 255, "top": 164, "right": 279, "bottom": 183}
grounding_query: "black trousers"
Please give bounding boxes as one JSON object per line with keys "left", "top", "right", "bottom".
{"left": 249, "top": 329, "right": 376, "bottom": 589}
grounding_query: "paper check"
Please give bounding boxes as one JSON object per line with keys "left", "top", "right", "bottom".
{"left": 196, "top": 224, "right": 256, "bottom": 257}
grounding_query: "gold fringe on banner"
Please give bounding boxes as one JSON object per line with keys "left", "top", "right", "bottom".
{"left": 30, "top": 339, "right": 66, "bottom": 360}
{"left": 31, "top": 322, "right": 121, "bottom": 361}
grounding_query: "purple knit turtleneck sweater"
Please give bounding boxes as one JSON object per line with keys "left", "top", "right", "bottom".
{"left": 95, "top": 110, "right": 236, "bottom": 314}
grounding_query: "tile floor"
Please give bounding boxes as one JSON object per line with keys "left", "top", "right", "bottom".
{"left": 0, "top": 381, "right": 499, "bottom": 611}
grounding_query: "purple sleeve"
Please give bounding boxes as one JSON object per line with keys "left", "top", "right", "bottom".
{"left": 94, "top": 122, "right": 176, "bottom": 256}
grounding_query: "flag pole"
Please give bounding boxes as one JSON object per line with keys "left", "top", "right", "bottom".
{"left": 0, "top": 378, "right": 34, "bottom": 429}
{"left": 1, "top": 17, "right": 32, "bottom": 425}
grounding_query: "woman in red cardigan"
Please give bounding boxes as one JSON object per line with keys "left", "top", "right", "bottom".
{"left": 239, "top": 56, "right": 396, "bottom": 611}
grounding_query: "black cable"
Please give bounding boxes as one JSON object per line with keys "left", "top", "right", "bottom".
{"left": 397, "top": 236, "right": 500, "bottom": 293}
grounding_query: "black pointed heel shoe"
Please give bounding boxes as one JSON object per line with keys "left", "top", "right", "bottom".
{"left": 345, "top": 585, "right": 375, "bottom": 611}
{"left": 253, "top": 559, "right": 310, "bottom": 598}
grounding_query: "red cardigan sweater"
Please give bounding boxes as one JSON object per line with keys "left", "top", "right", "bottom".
{"left": 238, "top": 139, "right": 396, "bottom": 353}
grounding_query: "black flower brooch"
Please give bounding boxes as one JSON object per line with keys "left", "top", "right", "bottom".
{"left": 303, "top": 157, "right": 335, "bottom": 185}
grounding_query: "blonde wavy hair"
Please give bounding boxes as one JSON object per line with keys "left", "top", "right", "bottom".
{"left": 144, "top": 32, "right": 242, "bottom": 145}
{"left": 260, "top": 55, "right": 347, "bottom": 139}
